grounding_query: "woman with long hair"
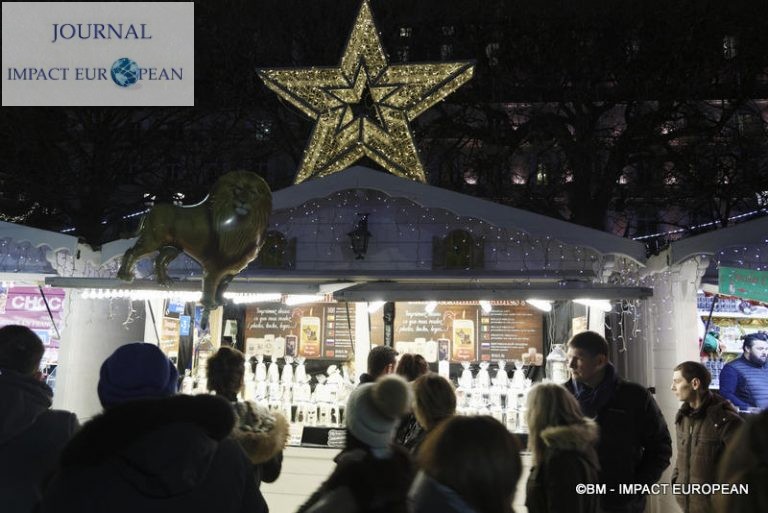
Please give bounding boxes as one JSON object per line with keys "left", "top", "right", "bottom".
{"left": 394, "top": 354, "right": 430, "bottom": 449}
{"left": 206, "top": 347, "right": 288, "bottom": 489}
{"left": 401, "top": 373, "right": 456, "bottom": 453}
{"left": 525, "top": 383, "right": 599, "bottom": 513}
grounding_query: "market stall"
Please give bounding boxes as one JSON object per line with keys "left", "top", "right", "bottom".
{"left": 43, "top": 166, "right": 655, "bottom": 510}
{"left": 45, "top": 166, "right": 652, "bottom": 411}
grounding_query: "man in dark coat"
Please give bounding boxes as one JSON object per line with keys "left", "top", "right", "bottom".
{"left": 358, "top": 345, "right": 398, "bottom": 385}
{"left": 0, "top": 325, "right": 79, "bottom": 513}
{"left": 670, "top": 361, "right": 743, "bottom": 513}
{"left": 40, "top": 342, "right": 267, "bottom": 513}
{"left": 564, "top": 331, "right": 672, "bottom": 513}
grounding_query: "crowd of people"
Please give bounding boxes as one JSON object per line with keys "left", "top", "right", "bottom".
{"left": 1, "top": 323, "right": 767, "bottom": 513}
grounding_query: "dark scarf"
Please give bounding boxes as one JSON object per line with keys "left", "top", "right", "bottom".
{"left": 571, "top": 362, "right": 618, "bottom": 418}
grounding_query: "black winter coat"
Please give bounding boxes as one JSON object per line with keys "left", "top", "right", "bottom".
{"left": 0, "top": 369, "right": 78, "bottom": 513}
{"left": 565, "top": 365, "right": 672, "bottom": 513}
{"left": 40, "top": 395, "right": 267, "bottom": 513}
{"left": 297, "top": 445, "right": 414, "bottom": 513}
{"left": 408, "top": 471, "right": 478, "bottom": 513}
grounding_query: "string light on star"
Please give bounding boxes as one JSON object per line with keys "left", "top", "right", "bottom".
{"left": 257, "top": 0, "right": 474, "bottom": 184}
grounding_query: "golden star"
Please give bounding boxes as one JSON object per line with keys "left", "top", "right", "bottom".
{"left": 257, "top": 0, "right": 474, "bottom": 184}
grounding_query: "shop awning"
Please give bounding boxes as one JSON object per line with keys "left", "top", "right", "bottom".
{"left": 44, "top": 277, "right": 322, "bottom": 295}
{"left": 332, "top": 282, "right": 653, "bottom": 301}
{"left": 45, "top": 271, "right": 651, "bottom": 301}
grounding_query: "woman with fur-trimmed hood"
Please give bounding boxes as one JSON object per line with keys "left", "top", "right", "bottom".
{"left": 525, "top": 383, "right": 600, "bottom": 513}
{"left": 207, "top": 347, "right": 289, "bottom": 488}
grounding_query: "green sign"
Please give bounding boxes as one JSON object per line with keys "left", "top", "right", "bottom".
{"left": 719, "top": 267, "right": 768, "bottom": 303}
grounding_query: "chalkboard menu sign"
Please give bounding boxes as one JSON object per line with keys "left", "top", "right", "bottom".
{"left": 244, "top": 302, "right": 355, "bottom": 360}
{"left": 370, "top": 301, "right": 542, "bottom": 363}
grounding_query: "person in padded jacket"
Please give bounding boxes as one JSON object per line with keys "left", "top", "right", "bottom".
{"left": 206, "top": 347, "right": 289, "bottom": 489}
{"left": 525, "top": 383, "right": 600, "bottom": 513}
{"left": 0, "top": 325, "right": 78, "bottom": 513}
{"left": 40, "top": 342, "right": 267, "bottom": 513}
{"left": 297, "top": 374, "right": 415, "bottom": 513}
{"left": 670, "top": 361, "right": 743, "bottom": 513}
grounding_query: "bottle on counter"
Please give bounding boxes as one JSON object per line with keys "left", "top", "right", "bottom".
{"left": 179, "top": 369, "right": 192, "bottom": 395}
{"left": 545, "top": 344, "right": 569, "bottom": 383}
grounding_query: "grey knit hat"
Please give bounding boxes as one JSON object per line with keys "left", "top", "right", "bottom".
{"left": 345, "top": 374, "right": 412, "bottom": 451}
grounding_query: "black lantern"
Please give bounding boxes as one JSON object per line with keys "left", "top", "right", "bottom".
{"left": 348, "top": 213, "right": 372, "bottom": 259}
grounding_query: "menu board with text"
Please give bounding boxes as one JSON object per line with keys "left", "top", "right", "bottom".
{"left": 244, "top": 302, "right": 355, "bottom": 360}
{"left": 370, "top": 302, "right": 542, "bottom": 362}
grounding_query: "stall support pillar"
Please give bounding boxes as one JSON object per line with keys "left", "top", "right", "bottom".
{"left": 53, "top": 292, "right": 146, "bottom": 420}
{"left": 641, "top": 254, "right": 708, "bottom": 513}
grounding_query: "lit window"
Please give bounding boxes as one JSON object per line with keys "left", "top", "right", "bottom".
{"left": 625, "top": 37, "right": 641, "bottom": 59}
{"left": 723, "top": 35, "right": 737, "bottom": 59}
{"left": 664, "top": 175, "right": 678, "bottom": 185}
{"left": 397, "top": 47, "right": 410, "bottom": 62}
{"left": 536, "top": 164, "right": 548, "bottom": 185}
{"left": 440, "top": 44, "right": 453, "bottom": 60}
{"left": 400, "top": 27, "right": 412, "bottom": 38}
{"left": 486, "top": 42, "right": 499, "bottom": 67}
{"left": 442, "top": 25, "right": 455, "bottom": 36}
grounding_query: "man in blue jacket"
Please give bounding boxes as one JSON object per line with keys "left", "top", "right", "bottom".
{"left": 719, "top": 331, "right": 768, "bottom": 411}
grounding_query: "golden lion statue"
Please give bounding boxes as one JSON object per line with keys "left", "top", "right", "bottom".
{"left": 117, "top": 171, "right": 272, "bottom": 327}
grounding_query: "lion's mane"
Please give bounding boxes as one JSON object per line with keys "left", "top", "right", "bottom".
{"left": 209, "top": 171, "right": 273, "bottom": 265}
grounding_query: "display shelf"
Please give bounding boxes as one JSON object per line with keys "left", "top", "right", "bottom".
{"left": 698, "top": 311, "right": 768, "bottom": 319}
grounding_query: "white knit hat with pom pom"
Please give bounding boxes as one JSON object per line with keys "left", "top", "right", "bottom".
{"left": 345, "top": 374, "right": 412, "bottom": 451}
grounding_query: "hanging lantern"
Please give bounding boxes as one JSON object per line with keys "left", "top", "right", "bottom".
{"left": 348, "top": 213, "right": 372, "bottom": 259}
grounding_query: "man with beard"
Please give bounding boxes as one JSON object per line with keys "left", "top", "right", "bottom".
{"left": 719, "top": 331, "right": 768, "bottom": 411}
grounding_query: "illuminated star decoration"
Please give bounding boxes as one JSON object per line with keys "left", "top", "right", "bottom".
{"left": 257, "top": 0, "right": 474, "bottom": 184}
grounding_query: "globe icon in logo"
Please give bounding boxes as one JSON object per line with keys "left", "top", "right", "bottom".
{"left": 110, "top": 58, "right": 139, "bottom": 87}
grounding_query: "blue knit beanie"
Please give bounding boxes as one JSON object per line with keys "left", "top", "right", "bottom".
{"left": 98, "top": 342, "right": 178, "bottom": 408}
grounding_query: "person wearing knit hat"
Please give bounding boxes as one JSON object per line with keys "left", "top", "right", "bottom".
{"left": 345, "top": 373, "right": 413, "bottom": 456}
{"left": 297, "top": 374, "right": 416, "bottom": 513}
{"left": 97, "top": 342, "right": 179, "bottom": 408}
{"left": 40, "top": 342, "right": 267, "bottom": 513}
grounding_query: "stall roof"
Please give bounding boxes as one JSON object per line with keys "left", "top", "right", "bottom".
{"left": 272, "top": 166, "right": 648, "bottom": 264}
{"left": 669, "top": 216, "right": 768, "bottom": 265}
{"left": 0, "top": 220, "right": 79, "bottom": 254}
{"left": 99, "top": 166, "right": 646, "bottom": 265}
